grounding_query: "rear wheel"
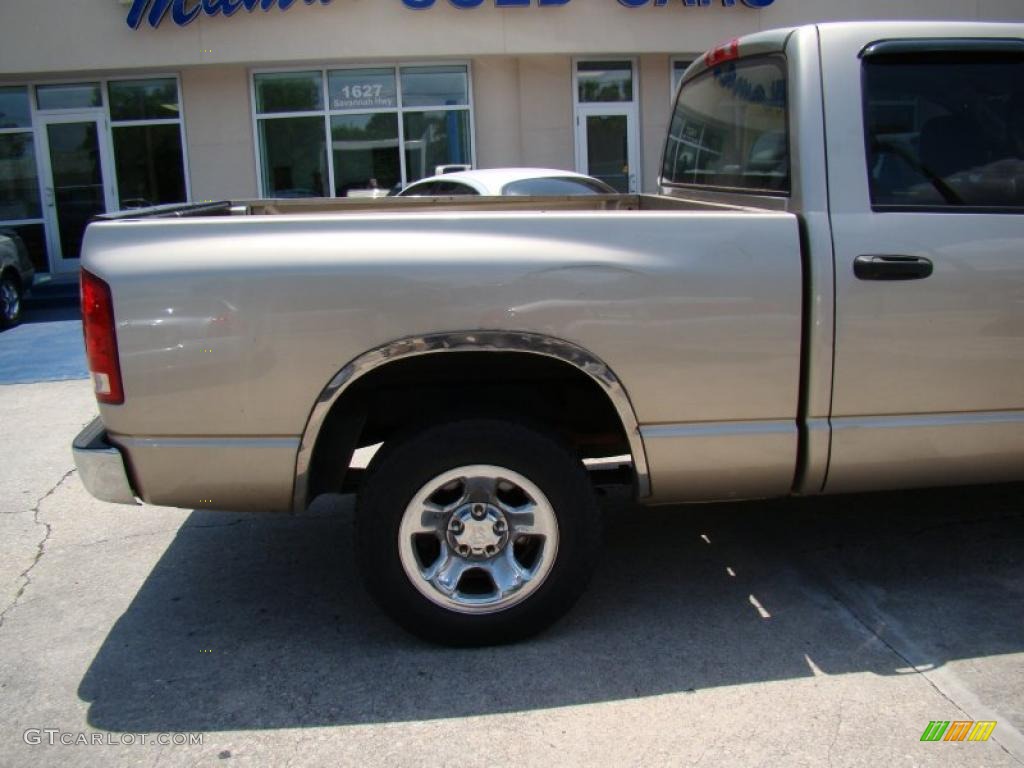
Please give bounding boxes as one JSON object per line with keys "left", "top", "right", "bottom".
{"left": 0, "top": 274, "right": 22, "bottom": 328}
{"left": 356, "top": 418, "right": 601, "bottom": 645}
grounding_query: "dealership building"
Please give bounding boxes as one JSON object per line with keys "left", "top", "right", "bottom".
{"left": 0, "top": 0, "right": 1021, "bottom": 276}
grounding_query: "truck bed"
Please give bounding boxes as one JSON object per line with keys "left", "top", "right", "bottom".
{"left": 98, "top": 193, "right": 785, "bottom": 221}
{"left": 84, "top": 194, "right": 803, "bottom": 512}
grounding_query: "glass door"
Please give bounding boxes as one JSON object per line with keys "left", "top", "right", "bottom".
{"left": 573, "top": 59, "right": 640, "bottom": 193}
{"left": 575, "top": 108, "right": 640, "bottom": 192}
{"left": 38, "top": 112, "right": 116, "bottom": 272}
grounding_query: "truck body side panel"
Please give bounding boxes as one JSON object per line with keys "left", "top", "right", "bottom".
{"left": 83, "top": 209, "right": 803, "bottom": 510}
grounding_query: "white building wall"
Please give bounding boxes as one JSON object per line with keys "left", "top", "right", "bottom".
{"left": 3, "top": 1, "right": 1024, "bottom": 214}
{"left": 180, "top": 66, "right": 258, "bottom": 200}
{"left": 5, "top": 0, "right": 1022, "bottom": 77}
{"left": 639, "top": 54, "right": 672, "bottom": 193}
{"left": 471, "top": 56, "right": 523, "bottom": 169}
{"left": 517, "top": 56, "right": 574, "bottom": 171}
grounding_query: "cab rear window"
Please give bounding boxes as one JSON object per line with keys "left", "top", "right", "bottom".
{"left": 661, "top": 56, "right": 789, "bottom": 194}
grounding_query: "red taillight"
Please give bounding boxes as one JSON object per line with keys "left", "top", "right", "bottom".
{"left": 80, "top": 269, "right": 124, "bottom": 405}
{"left": 704, "top": 38, "right": 741, "bottom": 68}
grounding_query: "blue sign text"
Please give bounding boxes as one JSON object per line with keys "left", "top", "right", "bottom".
{"left": 127, "top": 0, "right": 333, "bottom": 29}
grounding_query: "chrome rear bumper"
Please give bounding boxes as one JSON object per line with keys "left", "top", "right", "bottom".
{"left": 73, "top": 417, "right": 139, "bottom": 505}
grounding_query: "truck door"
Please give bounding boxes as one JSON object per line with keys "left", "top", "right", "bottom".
{"left": 821, "top": 28, "right": 1024, "bottom": 492}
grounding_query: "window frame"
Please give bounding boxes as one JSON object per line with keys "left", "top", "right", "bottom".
{"left": 860, "top": 40, "right": 1024, "bottom": 215}
{"left": 571, "top": 56, "right": 641, "bottom": 192}
{"left": 660, "top": 53, "right": 792, "bottom": 198}
{"left": 670, "top": 56, "right": 697, "bottom": 101}
{"left": 0, "top": 74, "right": 190, "bottom": 273}
{"left": 106, "top": 76, "right": 191, "bottom": 208}
{"left": 0, "top": 87, "right": 44, "bottom": 228}
{"left": 250, "top": 61, "right": 476, "bottom": 199}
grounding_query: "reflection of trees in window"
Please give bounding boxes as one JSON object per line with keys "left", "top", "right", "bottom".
{"left": 0, "top": 133, "right": 41, "bottom": 219}
{"left": 109, "top": 80, "right": 179, "bottom": 121}
{"left": 332, "top": 113, "right": 400, "bottom": 195}
{"left": 255, "top": 65, "right": 473, "bottom": 193}
{"left": 112, "top": 125, "right": 186, "bottom": 208}
{"left": 108, "top": 79, "right": 187, "bottom": 209}
{"left": 255, "top": 73, "right": 323, "bottom": 113}
{"left": 580, "top": 80, "right": 628, "bottom": 102}
{"left": 577, "top": 63, "right": 632, "bottom": 103}
{"left": 330, "top": 113, "right": 398, "bottom": 141}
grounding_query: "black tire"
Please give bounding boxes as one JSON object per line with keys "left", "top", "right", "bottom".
{"left": 0, "top": 273, "right": 22, "bottom": 329}
{"left": 356, "top": 418, "right": 601, "bottom": 646}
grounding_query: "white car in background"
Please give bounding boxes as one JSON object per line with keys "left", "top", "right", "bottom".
{"left": 395, "top": 168, "right": 616, "bottom": 197}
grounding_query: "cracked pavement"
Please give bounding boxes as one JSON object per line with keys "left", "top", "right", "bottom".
{"left": 0, "top": 378, "right": 1022, "bottom": 767}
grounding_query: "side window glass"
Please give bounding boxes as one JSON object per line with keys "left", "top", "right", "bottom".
{"left": 400, "top": 182, "right": 437, "bottom": 196}
{"left": 502, "top": 177, "right": 612, "bottom": 195}
{"left": 434, "top": 181, "right": 478, "bottom": 196}
{"left": 864, "top": 49, "right": 1024, "bottom": 210}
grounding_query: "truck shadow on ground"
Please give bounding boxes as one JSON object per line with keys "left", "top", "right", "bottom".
{"left": 78, "top": 482, "right": 1023, "bottom": 731}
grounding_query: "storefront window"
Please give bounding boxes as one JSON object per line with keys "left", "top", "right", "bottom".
{"left": 399, "top": 65, "right": 469, "bottom": 107}
{"left": 331, "top": 113, "right": 400, "bottom": 196}
{"left": 255, "top": 71, "right": 323, "bottom": 114}
{"left": 0, "top": 86, "right": 32, "bottom": 129}
{"left": 0, "top": 133, "right": 41, "bottom": 221}
{"left": 108, "top": 78, "right": 188, "bottom": 209}
{"left": 329, "top": 69, "right": 397, "bottom": 110}
{"left": 112, "top": 125, "right": 187, "bottom": 208}
{"left": 36, "top": 83, "right": 101, "bottom": 110}
{"left": 403, "top": 110, "right": 471, "bottom": 182}
{"left": 577, "top": 61, "right": 633, "bottom": 103}
{"left": 259, "top": 116, "right": 328, "bottom": 197}
{"left": 109, "top": 78, "right": 181, "bottom": 121}
{"left": 0, "top": 86, "right": 48, "bottom": 272}
{"left": 254, "top": 64, "right": 474, "bottom": 197}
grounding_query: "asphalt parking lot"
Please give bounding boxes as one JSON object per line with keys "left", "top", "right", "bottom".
{"left": 0, "top": 308, "right": 1022, "bottom": 767}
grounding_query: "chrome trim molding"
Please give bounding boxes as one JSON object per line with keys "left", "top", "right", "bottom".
{"left": 826, "top": 409, "right": 1024, "bottom": 495}
{"left": 73, "top": 417, "right": 140, "bottom": 506}
{"left": 640, "top": 419, "right": 795, "bottom": 439}
{"left": 114, "top": 435, "right": 301, "bottom": 451}
{"left": 293, "top": 331, "right": 651, "bottom": 512}
{"left": 831, "top": 410, "right": 1024, "bottom": 431}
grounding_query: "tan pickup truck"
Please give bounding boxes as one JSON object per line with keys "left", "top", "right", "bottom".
{"left": 74, "top": 22, "right": 1024, "bottom": 644}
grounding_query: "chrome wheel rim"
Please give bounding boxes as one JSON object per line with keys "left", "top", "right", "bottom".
{"left": 0, "top": 280, "right": 17, "bottom": 322}
{"left": 398, "top": 465, "right": 559, "bottom": 615}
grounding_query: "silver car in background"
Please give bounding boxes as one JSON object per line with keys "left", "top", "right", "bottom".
{"left": 0, "top": 228, "right": 34, "bottom": 328}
